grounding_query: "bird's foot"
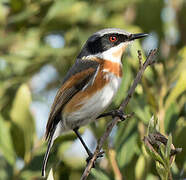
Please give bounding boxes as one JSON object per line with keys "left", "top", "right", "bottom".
{"left": 111, "top": 110, "right": 134, "bottom": 121}
{"left": 110, "top": 109, "right": 127, "bottom": 121}
{"left": 97, "top": 109, "right": 127, "bottom": 121}
{"left": 86, "top": 151, "right": 104, "bottom": 168}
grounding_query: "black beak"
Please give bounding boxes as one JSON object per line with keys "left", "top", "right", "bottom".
{"left": 129, "top": 33, "right": 148, "bottom": 41}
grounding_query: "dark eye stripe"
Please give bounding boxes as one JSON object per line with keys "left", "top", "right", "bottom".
{"left": 118, "top": 34, "right": 128, "bottom": 42}
{"left": 78, "top": 33, "right": 129, "bottom": 58}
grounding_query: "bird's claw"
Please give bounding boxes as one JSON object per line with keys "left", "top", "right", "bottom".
{"left": 111, "top": 109, "right": 126, "bottom": 121}
{"left": 86, "top": 151, "right": 104, "bottom": 168}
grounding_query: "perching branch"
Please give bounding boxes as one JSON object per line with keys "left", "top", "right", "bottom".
{"left": 81, "top": 49, "right": 158, "bottom": 180}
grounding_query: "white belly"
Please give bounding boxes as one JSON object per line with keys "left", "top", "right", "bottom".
{"left": 63, "top": 74, "right": 122, "bottom": 129}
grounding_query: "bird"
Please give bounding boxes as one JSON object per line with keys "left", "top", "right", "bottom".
{"left": 41, "top": 28, "right": 148, "bottom": 177}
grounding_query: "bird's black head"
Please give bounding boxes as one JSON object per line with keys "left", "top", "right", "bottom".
{"left": 77, "top": 28, "right": 148, "bottom": 60}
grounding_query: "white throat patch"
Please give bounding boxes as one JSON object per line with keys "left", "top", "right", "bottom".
{"left": 85, "top": 42, "right": 130, "bottom": 63}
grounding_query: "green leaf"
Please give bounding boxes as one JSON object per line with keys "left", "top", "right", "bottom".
{"left": 164, "top": 103, "right": 178, "bottom": 134}
{"left": 165, "top": 134, "right": 172, "bottom": 159}
{"left": 130, "top": 97, "right": 152, "bottom": 124}
{"left": 135, "top": 155, "right": 146, "bottom": 180}
{"left": 147, "top": 116, "right": 154, "bottom": 135}
{"left": 0, "top": 115, "right": 15, "bottom": 165}
{"left": 0, "top": 156, "right": 13, "bottom": 180}
{"left": 165, "top": 71, "right": 186, "bottom": 109}
{"left": 159, "top": 144, "right": 165, "bottom": 162}
{"left": 10, "top": 122, "right": 25, "bottom": 158}
{"left": 174, "top": 125, "right": 186, "bottom": 168}
{"left": 117, "top": 131, "right": 138, "bottom": 167}
{"left": 156, "top": 161, "right": 168, "bottom": 180}
{"left": 45, "top": 0, "right": 89, "bottom": 23}
{"left": 143, "top": 137, "right": 165, "bottom": 166}
{"left": 10, "top": 84, "right": 35, "bottom": 161}
{"left": 91, "top": 168, "right": 111, "bottom": 180}
{"left": 147, "top": 116, "right": 159, "bottom": 135}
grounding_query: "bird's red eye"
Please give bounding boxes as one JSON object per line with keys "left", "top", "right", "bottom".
{"left": 109, "top": 35, "right": 118, "bottom": 42}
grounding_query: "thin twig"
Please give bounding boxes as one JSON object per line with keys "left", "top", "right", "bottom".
{"left": 81, "top": 49, "right": 157, "bottom": 180}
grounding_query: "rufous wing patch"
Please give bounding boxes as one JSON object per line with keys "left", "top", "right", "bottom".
{"left": 63, "top": 67, "right": 110, "bottom": 114}
{"left": 63, "top": 58, "right": 123, "bottom": 115}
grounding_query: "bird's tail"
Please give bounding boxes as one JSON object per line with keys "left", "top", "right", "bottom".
{"left": 41, "top": 125, "right": 57, "bottom": 177}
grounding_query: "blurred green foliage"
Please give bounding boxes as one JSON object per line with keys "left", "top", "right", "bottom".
{"left": 0, "top": 0, "right": 186, "bottom": 179}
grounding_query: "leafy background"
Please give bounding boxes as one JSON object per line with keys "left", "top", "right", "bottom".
{"left": 0, "top": 0, "right": 185, "bottom": 179}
